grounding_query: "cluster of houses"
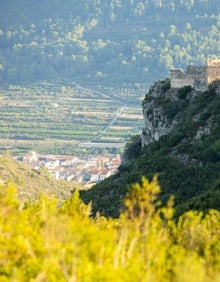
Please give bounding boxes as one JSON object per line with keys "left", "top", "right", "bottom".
{"left": 20, "top": 151, "right": 121, "bottom": 185}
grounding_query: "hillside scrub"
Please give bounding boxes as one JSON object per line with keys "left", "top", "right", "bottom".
{"left": 1, "top": 178, "right": 220, "bottom": 281}
{"left": 0, "top": 154, "right": 76, "bottom": 202}
{"left": 82, "top": 80, "right": 220, "bottom": 218}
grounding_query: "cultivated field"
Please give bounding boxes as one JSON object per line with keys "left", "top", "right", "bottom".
{"left": 0, "top": 81, "right": 147, "bottom": 156}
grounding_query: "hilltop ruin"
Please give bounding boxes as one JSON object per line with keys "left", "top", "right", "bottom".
{"left": 170, "top": 58, "right": 220, "bottom": 91}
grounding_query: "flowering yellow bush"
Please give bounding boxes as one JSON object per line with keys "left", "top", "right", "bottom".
{"left": 1, "top": 177, "right": 220, "bottom": 281}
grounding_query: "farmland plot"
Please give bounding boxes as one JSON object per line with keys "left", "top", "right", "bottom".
{"left": 0, "top": 82, "right": 146, "bottom": 155}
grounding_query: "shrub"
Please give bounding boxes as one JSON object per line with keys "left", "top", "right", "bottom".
{"left": 1, "top": 179, "right": 220, "bottom": 281}
{"left": 178, "top": 85, "right": 192, "bottom": 100}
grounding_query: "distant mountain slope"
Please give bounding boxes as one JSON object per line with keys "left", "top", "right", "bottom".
{"left": 0, "top": 0, "right": 219, "bottom": 84}
{"left": 0, "top": 155, "right": 76, "bottom": 202}
{"left": 80, "top": 79, "right": 220, "bottom": 218}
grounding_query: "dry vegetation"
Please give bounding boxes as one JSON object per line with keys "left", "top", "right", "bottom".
{"left": 0, "top": 155, "right": 77, "bottom": 202}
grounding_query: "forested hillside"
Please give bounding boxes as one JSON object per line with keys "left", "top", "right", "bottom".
{"left": 0, "top": 0, "right": 219, "bottom": 84}
{"left": 81, "top": 79, "right": 220, "bottom": 218}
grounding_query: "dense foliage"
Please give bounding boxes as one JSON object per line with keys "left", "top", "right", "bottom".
{"left": 81, "top": 80, "right": 220, "bottom": 218}
{"left": 1, "top": 178, "right": 220, "bottom": 281}
{"left": 0, "top": 0, "right": 220, "bottom": 84}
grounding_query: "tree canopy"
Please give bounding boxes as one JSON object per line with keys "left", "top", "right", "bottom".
{"left": 0, "top": 0, "right": 219, "bottom": 84}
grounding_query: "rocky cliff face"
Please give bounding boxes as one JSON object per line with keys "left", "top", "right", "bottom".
{"left": 142, "top": 78, "right": 175, "bottom": 146}
{"left": 141, "top": 78, "right": 202, "bottom": 147}
{"left": 82, "top": 79, "right": 220, "bottom": 218}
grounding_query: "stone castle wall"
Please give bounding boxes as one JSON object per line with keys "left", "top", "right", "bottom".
{"left": 170, "top": 58, "right": 220, "bottom": 91}
{"left": 207, "top": 58, "right": 220, "bottom": 84}
{"left": 170, "top": 69, "right": 195, "bottom": 89}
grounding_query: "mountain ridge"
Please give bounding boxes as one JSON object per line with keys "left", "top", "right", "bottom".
{"left": 80, "top": 79, "right": 220, "bottom": 218}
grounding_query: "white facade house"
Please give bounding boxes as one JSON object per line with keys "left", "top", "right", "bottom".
{"left": 44, "top": 159, "right": 60, "bottom": 170}
{"left": 23, "top": 151, "right": 38, "bottom": 165}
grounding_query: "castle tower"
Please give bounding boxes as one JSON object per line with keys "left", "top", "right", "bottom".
{"left": 207, "top": 57, "right": 220, "bottom": 84}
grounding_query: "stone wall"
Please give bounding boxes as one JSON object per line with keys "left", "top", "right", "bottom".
{"left": 170, "top": 66, "right": 207, "bottom": 91}
{"left": 170, "top": 69, "right": 195, "bottom": 89}
{"left": 170, "top": 58, "right": 220, "bottom": 91}
{"left": 207, "top": 58, "right": 220, "bottom": 83}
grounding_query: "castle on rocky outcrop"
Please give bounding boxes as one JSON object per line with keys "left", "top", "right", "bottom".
{"left": 170, "top": 57, "right": 220, "bottom": 91}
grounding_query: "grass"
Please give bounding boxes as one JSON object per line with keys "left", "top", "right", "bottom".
{"left": 0, "top": 154, "right": 78, "bottom": 202}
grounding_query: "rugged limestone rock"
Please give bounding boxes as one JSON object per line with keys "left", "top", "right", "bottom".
{"left": 142, "top": 78, "right": 177, "bottom": 146}
{"left": 82, "top": 78, "right": 220, "bottom": 218}
{"left": 141, "top": 78, "right": 208, "bottom": 147}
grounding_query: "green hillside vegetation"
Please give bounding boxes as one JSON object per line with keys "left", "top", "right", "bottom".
{"left": 2, "top": 176, "right": 220, "bottom": 281}
{"left": 0, "top": 154, "right": 77, "bottom": 202}
{"left": 0, "top": 1, "right": 219, "bottom": 85}
{"left": 81, "top": 80, "right": 220, "bottom": 218}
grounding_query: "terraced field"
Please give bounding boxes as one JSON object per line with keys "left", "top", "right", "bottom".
{"left": 0, "top": 81, "right": 146, "bottom": 155}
